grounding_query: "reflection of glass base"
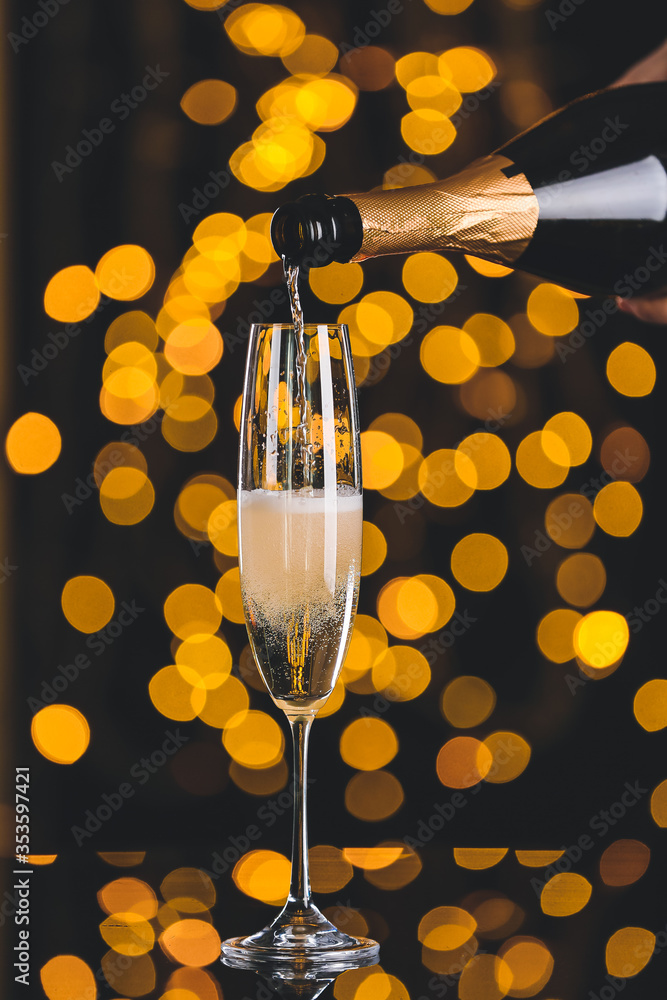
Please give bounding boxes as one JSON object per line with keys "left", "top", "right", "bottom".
{"left": 221, "top": 900, "right": 380, "bottom": 972}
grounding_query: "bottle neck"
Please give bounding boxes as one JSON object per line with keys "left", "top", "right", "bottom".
{"left": 346, "top": 154, "right": 539, "bottom": 266}
{"left": 270, "top": 193, "right": 363, "bottom": 269}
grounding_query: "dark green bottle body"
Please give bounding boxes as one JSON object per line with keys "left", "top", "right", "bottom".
{"left": 271, "top": 83, "right": 667, "bottom": 297}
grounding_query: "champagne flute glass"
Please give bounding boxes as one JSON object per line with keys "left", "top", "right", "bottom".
{"left": 221, "top": 322, "right": 379, "bottom": 970}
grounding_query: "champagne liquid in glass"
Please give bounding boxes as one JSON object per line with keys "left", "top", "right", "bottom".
{"left": 284, "top": 261, "right": 313, "bottom": 486}
{"left": 239, "top": 488, "right": 362, "bottom": 718}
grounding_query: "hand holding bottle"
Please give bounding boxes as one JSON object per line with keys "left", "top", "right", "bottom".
{"left": 612, "top": 40, "right": 667, "bottom": 323}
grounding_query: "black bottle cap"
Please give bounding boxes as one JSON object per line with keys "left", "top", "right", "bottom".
{"left": 270, "top": 193, "right": 363, "bottom": 268}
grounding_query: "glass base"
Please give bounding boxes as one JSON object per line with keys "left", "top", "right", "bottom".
{"left": 221, "top": 899, "right": 380, "bottom": 972}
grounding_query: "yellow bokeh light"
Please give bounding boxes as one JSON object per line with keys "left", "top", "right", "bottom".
{"left": 175, "top": 634, "right": 232, "bottom": 689}
{"left": 222, "top": 709, "right": 284, "bottom": 768}
{"left": 418, "top": 906, "right": 477, "bottom": 951}
{"left": 161, "top": 868, "right": 216, "bottom": 913}
{"left": 438, "top": 47, "right": 495, "bottom": 92}
{"left": 456, "top": 434, "right": 511, "bottom": 490}
{"left": 421, "top": 325, "right": 480, "bottom": 384}
{"left": 31, "top": 705, "right": 90, "bottom": 764}
{"left": 606, "top": 926, "right": 655, "bottom": 978}
{"left": 401, "top": 108, "right": 456, "bottom": 155}
{"left": 96, "top": 245, "right": 155, "bottom": 301}
{"left": 634, "top": 679, "right": 667, "bottom": 732}
{"left": 458, "top": 954, "right": 513, "bottom": 1000}
{"left": 437, "top": 737, "right": 493, "bottom": 788}
{"left": 419, "top": 449, "right": 475, "bottom": 507}
{"left": 527, "top": 283, "right": 579, "bottom": 336}
{"left": 149, "top": 664, "right": 207, "bottom": 721}
{"left": 594, "top": 481, "right": 643, "bottom": 537}
{"left": 499, "top": 936, "right": 554, "bottom": 996}
{"left": 462, "top": 313, "right": 515, "bottom": 367}
{"left": 345, "top": 770, "right": 405, "bottom": 822}
{"left": 97, "top": 878, "right": 158, "bottom": 919}
{"left": 515, "top": 850, "right": 564, "bottom": 867}
{"left": 451, "top": 533, "right": 508, "bottom": 591}
{"left": 369, "top": 412, "right": 423, "bottom": 450}
{"left": 100, "top": 911, "right": 155, "bottom": 956}
{"left": 607, "top": 342, "right": 656, "bottom": 397}
{"left": 397, "top": 575, "right": 455, "bottom": 632}
{"left": 164, "top": 584, "right": 222, "bottom": 640}
{"left": 465, "top": 255, "right": 513, "bottom": 278}
{"left": 233, "top": 850, "right": 291, "bottom": 904}
{"left": 442, "top": 676, "right": 496, "bottom": 728}
{"left": 101, "top": 950, "right": 155, "bottom": 995}
{"left": 540, "top": 874, "right": 592, "bottom": 916}
{"left": 515, "top": 431, "right": 569, "bottom": 489}
{"left": 372, "top": 645, "right": 432, "bottom": 701}
{"left": 360, "top": 431, "right": 404, "bottom": 490}
{"left": 395, "top": 51, "right": 439, "bottom": 88}
{"left": 544, "top": 412, "right": 592, "bottom": 465}
{"left": 5, "top": 412, "right": 62, "bottom": 474}
{"left": 282, "top": 33, "right": 338, "bottom": 76}
{"left": 536, "top": 608, "right": 582, "bottom": 663}
{"left": 164, "top": 319, "right": 224, "bottom": 375}
{"left": 361, "top": 521, "right": 387, "bottom": 576}
{"left": 556, "top": 552, "right": 606, "bottom": 607}
{"left": 61, "top": 575, "right": 115, "bottom": 633}
{"left": 159, "top": 919, "right": 221, "bottom": 967}
{"left": 44, "top": 264, "right": 99, "bottom": 322}
{"left": 454, "top": 849, "right": 508, "bottom": 870}
{"left": 651, "top": 779, "right": 667, "bottom": 826}
{"left": 573, "top": 610, "right": 629, "bottom": 670}
{"left": 544, "top": 493, "right": 595, "bottom": 548}
{"left": 197, "top": 674, "right": 250, "bottom": 728}
{"left": 483, "top": 731, "right": 531, "bottom": 784}
{"left": 105, "top": 311, "right": 158, "bottom": 353}
{"left": 215, "top": 567, "right": 245, "bottom": 624}
{"left": 180, "top": 79, "right": 237, "bottom": 125}
{"left": 176, "top": 474, "right": 234, "bottom": 541}
{"left": 309, "top": 261, "right": 364, "bottom": 304}
{"left": 340, "top": 718, "right": 399, "bottom": 771}
{"left": 309, "top": 845, "right": 354, "bottom": 894}
{"left": 225, "top": 4, "right": 305, "bottom": 57}
{"left": 406, "top": 74, "right": 461, "bottom": 117}
{"left": 402, "top": 252, "right": 458, "bottom": 303}
{"left": 100, "top": 467, "right": 155, "bottom": 525}
{"left": 40, "top": 956, "right": 97, "bottom": 1000}
{"left": 165, "top": 967, "right": 223, "bottom": 1000}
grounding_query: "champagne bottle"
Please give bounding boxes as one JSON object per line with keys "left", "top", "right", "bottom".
{"left": 270, "top": 82, "right": 667, "bottom": 296}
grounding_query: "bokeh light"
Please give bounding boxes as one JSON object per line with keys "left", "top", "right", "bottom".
{"left": 606, "top": 342, "right": 656, "bottom": 397}
{"left": 31, "top": 705, "right": 90, "bottom": 764}
{"left": 44, "top": 265, "right": 99, "bottom": 321}
{"left": 5, "top": 412, "right": 62, "bottom": 474}
{"left": 61, "top": 575, "right": 115, "bottom": 633}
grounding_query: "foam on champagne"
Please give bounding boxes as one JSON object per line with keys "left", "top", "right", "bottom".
{"left": 239, "top": 488, "right": 362, "bottom": 717}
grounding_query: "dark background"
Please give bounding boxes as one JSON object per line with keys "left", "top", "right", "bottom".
{"left": 3, "top": 0, "right": 667, "bottom": 996}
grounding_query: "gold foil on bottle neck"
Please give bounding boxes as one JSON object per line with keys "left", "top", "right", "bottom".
{"left": 348, "top": 154, "right": 539, "bottom": 266}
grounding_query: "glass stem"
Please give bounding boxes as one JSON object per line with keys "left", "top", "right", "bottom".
{"left": 288, "top": 716, "right": 313, "bottom": 910}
